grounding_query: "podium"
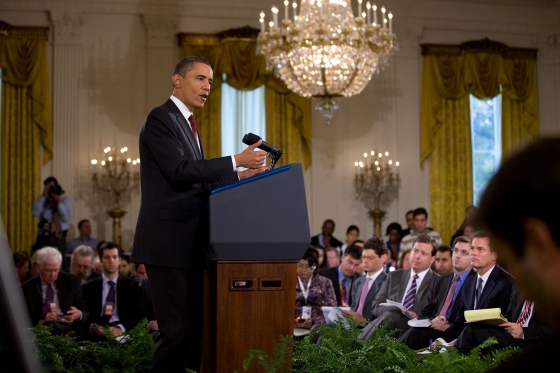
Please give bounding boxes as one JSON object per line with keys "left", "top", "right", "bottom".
{"left": 202, "top": 164, "right": 310, "bottom": 373}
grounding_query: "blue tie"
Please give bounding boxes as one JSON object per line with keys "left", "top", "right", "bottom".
{"left": 403, "top": 274, "right": 418, "bottom": 310}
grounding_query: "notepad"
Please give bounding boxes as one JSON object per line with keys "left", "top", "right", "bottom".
{"left": 464, "top": 308, "right": 508, "bottom": 327}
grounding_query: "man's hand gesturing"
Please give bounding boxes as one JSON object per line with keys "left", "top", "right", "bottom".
{"left": 234, "top": 140, "right": 267, "bottom": 169}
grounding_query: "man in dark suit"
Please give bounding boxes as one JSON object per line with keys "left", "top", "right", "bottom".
{"left": 398, "top": 235, "right": 475, "bottom": 349}
{"left": 454, "top": 287, "right": 552, "bottom": 353}
{"left": 69, "top": 245, "right": 100, "bottom": 284}
{"left": 82, "top": 242, "right": 143, "bottom": 341}
{"left": 359, "top": 234, "right": 439, "bottom": 340}
{"left": 21, "top": 247, "right": 88, "bottom": 338}
{"left": 319, "top": 245, "right": 362, "bottom": 306}
{"left": 343, "top": 237, "right": 388, "bottom": 324}
{"left": 311, "top": 219, "right": 343, "bottom": 249}
{"left": 431, "top": 231, "right": 514, "bottom": 347}
{"left": 131, "top": 56, "right": 267, "bottom": 373}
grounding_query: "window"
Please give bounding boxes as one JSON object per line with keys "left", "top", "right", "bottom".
{"left": 470, "top": 94, "right": 502, "bottom": 205}
{"left": 220, "top": 79, "right": 266, "bottom": 163}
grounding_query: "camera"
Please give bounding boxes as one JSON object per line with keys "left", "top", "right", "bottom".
{"left": 49, "top": 184, "right": 63, "bottom": 196}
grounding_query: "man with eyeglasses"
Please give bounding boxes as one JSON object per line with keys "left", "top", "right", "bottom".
{"left": 359, "top": 234, "right": 439, "bottom": 341}
{"left": 21, "top": 246, "right": 88, "bottom": 338}
{"left": 398, "top": 236, "right": 475, "bottom": 349}
{"left": 70, "top": 245, "right": 100, "bottom": 284}
{"left": 319, "top": 245, "right": 362, "bottom": 307}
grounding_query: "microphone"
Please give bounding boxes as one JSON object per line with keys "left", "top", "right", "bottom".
{"left": 242, "top": 133, "right": 283, "bottom": 169}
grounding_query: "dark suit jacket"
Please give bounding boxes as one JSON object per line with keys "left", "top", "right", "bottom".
{"left": 350, "top": 271, "right": 387, "bottom": 321}
{"left": 139, "top": 276, "right": 155, "bottom": 322}
{"left": 444, "top": 264, "right": 514, "bottom": 340}
{"left": 82, "top": 275, "right": 143, "bottom": 333}
{"left": 504, "top": 287, "right": 551, "bottom": 341}
{"left": 21, "top": 272, "right": 88, "bottom": 327}
{"left": 319, "top": 266, "right": 359, "bottom": 306}
{"left": 419, "top": 270, "right": 476, "bottom": 321}
{"left": 132, "top": 99, "right": 237, "bottom": 268}
{"left": 311, "top": 235, "right": 343, "bottom": 249}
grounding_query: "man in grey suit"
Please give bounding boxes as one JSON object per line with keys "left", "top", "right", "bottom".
{"left": 359, "top": 234, "right": 439, "bottom": 340}
{"left": 343, "top": 237, "right": 388, "bottom": 324}
{"left": 132, "top": 56, "right": 268, "bottom": 373}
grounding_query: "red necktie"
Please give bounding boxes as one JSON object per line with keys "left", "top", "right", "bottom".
{"left": 188, "top": 114, "right": 199, "bottom": 144}
{"left": 516, "top": 300, "right": 532, "bottom": 326}
{"left": 340, "top": 278, "right": 348, "bottom": 306}
{"left": 439, "top": 274, "right": 460, "bottom": 317}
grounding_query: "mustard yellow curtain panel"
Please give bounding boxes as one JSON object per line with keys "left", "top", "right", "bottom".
{"left": 178, "top": 27, "right": 312, "bottom": 168}
{"left": 0, "top": 21, "right": 51, "bottom": 252}
{"left": 421, "top": 39, "right": 538, "bottom": 243}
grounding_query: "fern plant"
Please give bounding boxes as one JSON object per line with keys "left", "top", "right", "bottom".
{"left": 243, "top": 334, "right": 293, "bottom": 373}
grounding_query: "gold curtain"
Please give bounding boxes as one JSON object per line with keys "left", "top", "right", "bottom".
{"left": 0, "top": 21, "right": 51, "bottom": 252}
{"left": 421, "top": 39, "right": 539, "bottom": 244}
{"left": 178, "top": 27, "right": 312, "bottom": 168}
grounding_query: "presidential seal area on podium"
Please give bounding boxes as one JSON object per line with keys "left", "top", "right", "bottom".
{"left": 203, "top": 163, "right": 310, "bottom": 373}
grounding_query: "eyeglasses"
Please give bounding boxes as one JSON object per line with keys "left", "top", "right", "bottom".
{"left": 297, "top": 264, "right": 316, "bottom": 270}
{"left": 452, "top": 248, "right": 470, "bottom": 257}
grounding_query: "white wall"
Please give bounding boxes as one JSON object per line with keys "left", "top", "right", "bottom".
{"left": 1, "top": 0, "right": 559, "bottom": 250}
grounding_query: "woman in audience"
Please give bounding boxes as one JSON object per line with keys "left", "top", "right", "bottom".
{"left": 119, "top": 255, "right": 132, "bottom": 277}
{"left": 339, "top": 225, "right": 360, "bottom": 253}
{"left": 399, "top": 249, "right": 412, "bottom": 270}
{"left": 13, "top": 250, "right": 31, "bottom": 283}
{"left": 384, "top": 222, "right": 402, "bottom": 269}
{"left": 294, "top": 248, "right": 337, "bottom": 329}
{"left": 324, "top": 247, "right": 340, "bottom": 268}
{"left": 450, "top": 205, "right": 478, "bottom": 244}
{"left": 462, "top": 220, "right": 476, "bottom": 238}
{"left": 313, "top": 245, "right": 326, "bottom": 268}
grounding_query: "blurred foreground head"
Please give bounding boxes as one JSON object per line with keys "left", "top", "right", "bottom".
{"left": 477, "top": 137, "right": 560, "bottom": 331}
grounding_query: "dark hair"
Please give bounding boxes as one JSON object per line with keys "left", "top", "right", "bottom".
{"left": 477, "top": 140, "right": 560, "bottom": 258}
{"left": 346, "top": 225, "right": 360, "bottom": 234}
{"left": 120, "top": 255, "right": 131, "bottom": 264}
{"left": 77, "top": 219, "right": 90, "bottom": 230}
{"left": 98, "top": 241, "right": 122, "bottom": 259}
{"left": 343, "top": 244, "right": 362, "bottom": 260}
{"left": 173, "top": 56, "right": 212, "bottom": 77}
{"left": 12, "top": 250, "right": 30, "bottom": 268}
{"left": 472, "top": 230, "right": 493, "bottom": 252}
{"left": 413, "top": 207, "right": 428, "bottom": 220}
{"left": 412, "top": 234, "right": 437, "bottom": 256}
{"left": 301, "top": 247, "right": 319, "bottom": 273}
{"left": 363, "top": 237, "right": 389, "bottom": 258}
{"left": 437, "top": 245, "right": 453, "bottom": 255}
{"left": 43, "top": 176, "right": 59, "bottom": 186}
{"left": 406, "top": 210, "right": 414, "bottom": 217}
{"left": 452, "top": 235, "right": 472, "bottom": 248}
{"left": 385, "top": 222, "right": 403, "bottom": 236}
{"left": 323, "top": 219, "right": 335, "bottom": 227}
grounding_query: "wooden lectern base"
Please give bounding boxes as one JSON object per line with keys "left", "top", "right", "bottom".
{"left": 202, "top": 260, "right": 298, "bottom": 373}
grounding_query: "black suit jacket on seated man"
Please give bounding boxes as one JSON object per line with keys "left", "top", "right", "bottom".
{"left": 397, "top": 270, "right": 476, "bottom": 349}
{"left": 82, "top": 275, "right": 143, "bottom": 339}
{"left": 319, "top": 266, "right": 360, "bottom": 307}
{"left": 21, "top": 272, "right": 88, "bottom": 337}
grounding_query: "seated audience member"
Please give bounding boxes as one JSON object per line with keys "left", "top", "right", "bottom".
{"left": 66, "top": 219, "right": 100, "bottom": 254}
{"left": 324, "top": 247, "right": 340, "bottom": 268}
{"left": 433, "top": 245, "right": 454, "bottom": 275}
{"left": 454, "top": 286, "right": 551, "bottom": 354}
{"left": 402, "top": 210, "right": 415, "bottom": 237}
{"left": 118, "top": 255, "right": 132, "bottom": 277}
{"left": 351, "top": 240, "right": 366, "bottom": 276}
{"left": 319, "top": 245, "right": 362, "bottom": 307}
{"left": 473, "top": 138, "right": 560, "bottom": 371}
{"left": 343, "top": 237, "right": 388, "bottom": 325}
{"left": 82, "top": 242, "right": 142, "bottom": 341}
{"left": 70, "top": 245, "right": 100, "bottom": 284}
{"left": 398, "top": 236, "right": 474, "bottom": 349}
{"left": 311, "top": 219, "right": 343, "bottom": 249}
{"left": 30, "top": 249, "right": 41, "bottom": 277}
{"left": 401, "top": 208, "right": 442, "bottom": 251}
{"left": 339, "top": 225, "right": 360, "bottom": 253}
{"left": 385, "top": 222, "right": 402, "bottom": 269}
{"left": 92, "top": 255, "right": 103, "bottom": 274}
{"left": 449, "top": 205, "right": 478, "bottom": 245}
{"left": 13, "top": 250, "right": 31, "bottom": 283}
{"left": 21, "top": 247, "right": 88, "bottom": 337}
{"left": 359, "top": 235, "right": 439, "bottom": 341}
{"left": 431, "top": 231, "right": 514, "bottom": 348}
{"left": 399, "top": 249, "right": 412, "bottom": 270}
{"left": 139, "top": 275, "right": 158, "bottom": 339}
{"left": 312, "top": 245, "right": 326, "bottom": 268}
{"left": 132, "top": 263, "right": 147, "bottom": 283}
{"left": 294, "top": 248, "right": 337, "bottom": 329}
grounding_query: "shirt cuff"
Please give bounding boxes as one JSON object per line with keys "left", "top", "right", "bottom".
{"left": 231, "top": 155, "right": 237, "bottom": 170}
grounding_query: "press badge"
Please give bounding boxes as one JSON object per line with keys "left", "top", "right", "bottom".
{"left": 301, "top": 306, "right": 312, "bottom": 320}
{"left": 104, "top": 302, "right": 114, "bottom": 316}
{"left": 49, "top": 302, "right": 59, "bottom": 312}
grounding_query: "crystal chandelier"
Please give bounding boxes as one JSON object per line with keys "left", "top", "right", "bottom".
{"left": 256, "top": 0, "right": 397, "bottom": 123}
{"left": 354, "top": 150, "right": 400, "bottom": 237}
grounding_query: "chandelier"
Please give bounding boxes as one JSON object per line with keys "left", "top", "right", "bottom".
{"left": 256, "top": 0, "right": 397, "bottom": 123}
{"left": 354, "top": 150, "right": 400, "bottom": 237}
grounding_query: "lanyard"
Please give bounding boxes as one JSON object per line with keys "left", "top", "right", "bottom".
{"left": 298, "top": 275, "right": 313, "bottom": 304}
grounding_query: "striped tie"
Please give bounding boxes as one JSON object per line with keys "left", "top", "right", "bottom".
{"left": 516, "top": 301, "right": 533, "bottom": 326}
{"left": 403, "top": 274, "right": 418, "bottom": 310}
